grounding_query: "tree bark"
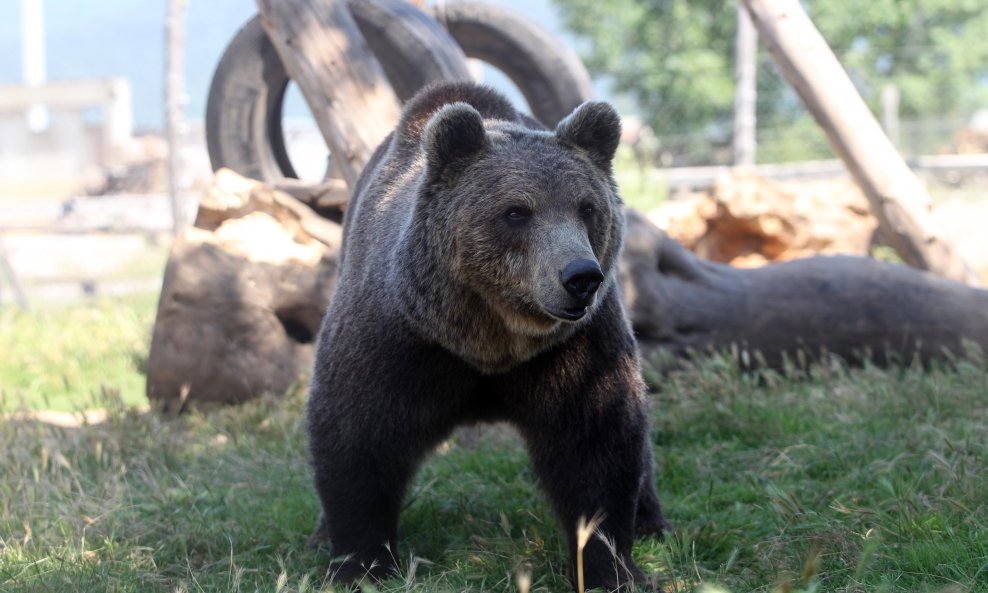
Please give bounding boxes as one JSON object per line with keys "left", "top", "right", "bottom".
{"left": 739, "top": 0, "right": 978, "bottom": 286}
{"left": 622, "top": 210, "right": 988, "bottom": 369}
{"left": 254, "top": 0, "right": 401, "bottom": 188}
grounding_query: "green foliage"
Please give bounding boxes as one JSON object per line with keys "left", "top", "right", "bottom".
{"left": 556, "top": 0, "right": 739, "bottom": 137}
{"left": 554, "top": 0, "right": 988, "bottom": 152}
{"left": 810, "top": 0, "right": 988, "bottom": 118}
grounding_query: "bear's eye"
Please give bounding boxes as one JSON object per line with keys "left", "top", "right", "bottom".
{"left": 580, "top": 204, "right": 595, "bottom": 218}
{"left": 503, "top": 206, "right": 532, "bottom": 226}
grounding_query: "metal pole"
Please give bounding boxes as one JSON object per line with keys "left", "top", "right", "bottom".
{"left": 164, "top": 0, "right": 188, "bottom": 236}
{"left": 733, "top": 2, "right": 757, "bottom": 166}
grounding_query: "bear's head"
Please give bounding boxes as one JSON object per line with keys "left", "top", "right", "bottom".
{"left": 418, "top": 99, "right": 625, "bottom": 341}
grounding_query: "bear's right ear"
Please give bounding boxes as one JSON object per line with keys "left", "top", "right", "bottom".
{"left": 554, "top": 101, "right": 621, "bottom": 173}
{"left": 423, "top": 103, "right": 488, "bottom": 185}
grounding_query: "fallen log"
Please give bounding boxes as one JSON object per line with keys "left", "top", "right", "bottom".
{"left": 622, "top": 209, "right": 988, "bottom": 368}
{"left": 148, "top": 171, "right": 988, "bottom": 410}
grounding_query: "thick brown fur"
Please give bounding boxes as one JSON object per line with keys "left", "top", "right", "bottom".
{"left": 307, "top": 81, "right": 668, "bottom": 590}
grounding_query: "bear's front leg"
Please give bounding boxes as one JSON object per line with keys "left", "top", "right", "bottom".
{"left": 308, "top": 408, "right": 415, "bottom": 583}
{"left": 503, "top": 308, "right": 660, "bottom": 591}
{"left": 307, "top": 326, "right": 477, "bottom": 585}
{"left": 636, "top": 442, "right": 670, "bottom": 539}
{"left": 528, "top": 415, "right": 652, "bottom": 591}
{"left": 514, "top": 385, "right": 653, "bottom": 589}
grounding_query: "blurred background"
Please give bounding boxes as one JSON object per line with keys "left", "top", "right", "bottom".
{"left": 0, "top": 0, "right": 986, "bottom": 306}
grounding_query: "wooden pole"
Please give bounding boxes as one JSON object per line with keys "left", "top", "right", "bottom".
{"left": 164, "top": 0, "right": 187, "bottom": 236}
{"left": 739, "top": 0, "right": 978, "bottom": 285}
{"left": 733, "top": 3, "right": 757, "bottom": 166}
{"left": 255, "top": 0, "right": 402, "bottom": 188}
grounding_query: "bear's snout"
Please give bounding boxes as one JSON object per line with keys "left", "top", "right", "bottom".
{"left": 560, "top": 258, "right": 604, "bottom": 304}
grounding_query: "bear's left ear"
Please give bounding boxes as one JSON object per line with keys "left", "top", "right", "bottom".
{"left": 555, "top": 101, "right": 621, "bottom": 172}
{"left": 423, "top": 102, "right": 488, "bottom": 185}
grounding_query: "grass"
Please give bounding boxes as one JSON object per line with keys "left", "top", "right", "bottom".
{"left": 1, "top": 298, "right": 986, "bottom": 592}
{"left": 0, "top": 293, "right": 157, "bottom": 413}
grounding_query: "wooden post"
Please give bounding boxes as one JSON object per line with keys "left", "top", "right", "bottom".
{"left": 255, "top": 0, "right": 402, "bottom": 188}
{"left": 164, "top": 0, "right": 187, "bottom": 236}
{"left": 739, "top": 0, "right": 978, "bottom": 285}
{"left": 733, "top": 3, "right": 757, "bottom": 166}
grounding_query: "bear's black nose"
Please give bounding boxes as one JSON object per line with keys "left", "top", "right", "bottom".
{"left": 560, "top": 259, "right": 604, "bottom": 303}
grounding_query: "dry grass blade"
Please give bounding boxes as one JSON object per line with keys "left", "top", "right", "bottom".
{"left": 575, "top": 511, "right": 606, "bottom": 593}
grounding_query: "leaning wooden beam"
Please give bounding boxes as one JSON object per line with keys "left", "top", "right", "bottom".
{"left": 255, "top": 0, "right": 401, "bottom": 188}
{"left": 739, "top": 0, "right": 979, "bottom": 286}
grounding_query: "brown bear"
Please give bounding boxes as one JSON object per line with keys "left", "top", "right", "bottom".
{"left": 307, "top": 80, "right": 667, "bottom": 590}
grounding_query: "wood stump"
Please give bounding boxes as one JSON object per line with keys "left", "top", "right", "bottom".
{"left": 146, "top": 170, "right": 341, "bottom": 411}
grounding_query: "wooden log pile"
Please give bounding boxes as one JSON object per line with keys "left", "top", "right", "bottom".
{"left": 145, "top": 171, "right": 988, "bottom": 408}
{"left": 646, "top": 171, "right": 877, "bottom": 267}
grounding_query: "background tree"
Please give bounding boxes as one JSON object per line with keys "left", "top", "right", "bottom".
{"left": 553, "top": 0, "right": 988, "bottom": 162}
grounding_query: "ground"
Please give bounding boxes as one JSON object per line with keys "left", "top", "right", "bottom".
{"left": 0, "top": 294, "right": 985, "bottom": 593}
{"left": 1, "top": 164, "right": 986, "bottom": 591}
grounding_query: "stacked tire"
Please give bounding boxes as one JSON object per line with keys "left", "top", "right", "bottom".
{"left": 205, "top": 0, "right": 593, "bottom": 183}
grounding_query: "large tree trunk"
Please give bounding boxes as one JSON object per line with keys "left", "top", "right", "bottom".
{"left": 622, "top": 210, "right": 988, "bottom": 369}
{"left": 739, "top": 0, "right": 978, "bottom": 286}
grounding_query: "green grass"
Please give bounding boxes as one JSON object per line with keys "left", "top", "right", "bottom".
{"left": 1, "top": 298, "right": 986, "bottom": 592}
{"left": 0, "top": 293, "right": 157, "bottom": 413}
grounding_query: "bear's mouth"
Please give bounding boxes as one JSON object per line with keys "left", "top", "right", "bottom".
{"left": 550, "top": 306, "right": 588, "bottom": 322}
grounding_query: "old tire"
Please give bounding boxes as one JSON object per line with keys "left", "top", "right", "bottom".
{"left": 429, "top": 0, "right": 593, "bottom": 127}
{"left": 205, "top": 0, "right": 471, "bottom": 182}
{"left": 206, "top": 0, "right": 593, "bottom": 183}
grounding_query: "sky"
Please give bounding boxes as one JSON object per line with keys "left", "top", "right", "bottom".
{"left": 0, "top": 0, "right": 568, "bottom": 131}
